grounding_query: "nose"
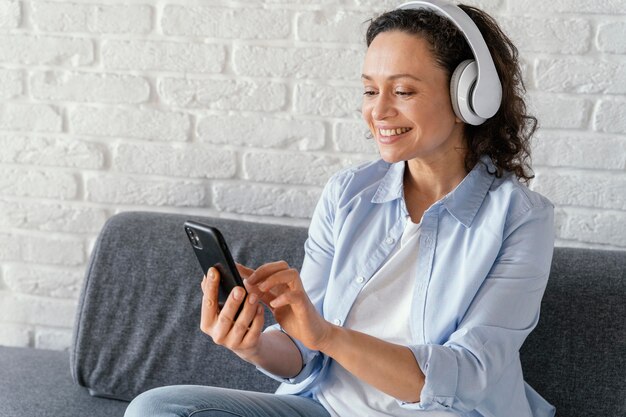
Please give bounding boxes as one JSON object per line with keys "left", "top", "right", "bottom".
{"left": 370, "top": 93, "right": 397, "bottom": 120}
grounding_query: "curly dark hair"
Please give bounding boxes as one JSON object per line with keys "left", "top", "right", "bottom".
{"left": 365, "top": 5, "right": 536, "bottom": 183}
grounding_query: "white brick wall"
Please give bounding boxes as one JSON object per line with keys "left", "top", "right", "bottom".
{"left": 0, "top": 0, "right": 625, "bottom": 350}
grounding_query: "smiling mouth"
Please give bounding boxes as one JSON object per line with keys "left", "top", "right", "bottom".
{"left": 378, "top": 127, "right": 412, "bottom": 137}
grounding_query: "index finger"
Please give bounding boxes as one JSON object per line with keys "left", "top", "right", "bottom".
{"left": 246, "top": 260, "right": 290, "bottom": 285}
{"left": 236, "top": 263, "right": 255, "bottom": 279}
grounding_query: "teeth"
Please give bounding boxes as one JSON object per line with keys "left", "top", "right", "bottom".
{"left": 379, "top": 127, "right": 411, "bottom": 136}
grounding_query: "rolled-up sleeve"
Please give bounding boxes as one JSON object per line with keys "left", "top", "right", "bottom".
{"left": 256, "top": 324, "right": 323, "bottom": 384}
{"left": 403, "top": 203, "right": 555, "bottom": 413}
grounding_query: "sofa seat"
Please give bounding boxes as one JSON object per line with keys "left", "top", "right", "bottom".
{"left": 0, "top": 346, "right": 128, "bottom": 417}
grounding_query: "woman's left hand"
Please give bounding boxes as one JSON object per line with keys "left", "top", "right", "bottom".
{"left": 245, "top": 261, "right": 332, "bottom": 352}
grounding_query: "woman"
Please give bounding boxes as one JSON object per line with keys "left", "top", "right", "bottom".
{"left": 125, "top": 2, "right": 555, "bottom": 416}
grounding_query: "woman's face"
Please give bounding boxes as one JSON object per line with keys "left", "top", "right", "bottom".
{"left": 361, "top": 31, "right": 465, "bottom": 165}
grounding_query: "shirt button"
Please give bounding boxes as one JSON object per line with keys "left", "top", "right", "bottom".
{"left": 385, "top": 237, "right": 395, "bottom": 245}
{"left": 356, "top": 276, "right": 365, "bottom": 284}
{"left": 333, "top": 319, "right": 342, "bottom": 326}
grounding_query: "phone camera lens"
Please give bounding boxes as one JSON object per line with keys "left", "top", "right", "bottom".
{"left": 184, "top": 225, "right": 203, "bottom": 249}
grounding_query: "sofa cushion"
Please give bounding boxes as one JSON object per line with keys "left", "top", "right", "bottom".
{"left": 520, "top": 247, "right": 626, "bottom": 417}
{"left": 71, "top": 212, "right": 306, "bottom": 401}
{"left": 0, "top": 346, "right": 128, "bottom": 416}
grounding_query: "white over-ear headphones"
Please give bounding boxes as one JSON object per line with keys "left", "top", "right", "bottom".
{"left": 397, "top": 0, "right": 502, "bottom": 125}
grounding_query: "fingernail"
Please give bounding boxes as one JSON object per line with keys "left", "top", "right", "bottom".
{"left": 248, "top": 293, "right": 258, "bottom": 305}
{"left": 208, "top": 268, "right": 215, "bottom": 280}
{"left": 233, "top": 288, "right": 243, "bottom": 301}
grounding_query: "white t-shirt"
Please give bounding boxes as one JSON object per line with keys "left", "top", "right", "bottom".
{"left": 315, "top": 218, "right": 457, "bottom": 417}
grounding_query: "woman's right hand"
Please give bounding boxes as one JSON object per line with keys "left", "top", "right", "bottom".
{"left": 199, "top": 266, "right": 265, "bottom": 362}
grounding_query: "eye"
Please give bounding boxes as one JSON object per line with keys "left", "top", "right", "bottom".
{"left": 363, "top": 89, "right": 378, "bottom": 96}
{"left": 395, "top": 90, "right": 414, "bottom": 96}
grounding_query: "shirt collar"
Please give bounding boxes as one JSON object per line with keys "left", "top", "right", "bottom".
{"left": 442, "top": 155, "right": 496, "bottom": 228}
{"left": 371, "top": 155, "right": 497, "bottom": 228}
{"left": 371, "top": 161, "right": 404, "bottom": 204}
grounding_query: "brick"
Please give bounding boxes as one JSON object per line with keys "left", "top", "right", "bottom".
{"left": 32, "top": 1, "right": 151, "bottom": 34}
{"left": 0, "top": 103, "right": 62, "bottom": 132}
{"left": 334, "top": 121, "right": 378, "bottom": 154}
{"left": 102, "top": 40, "right": 224, "bottom": 73}
{"left": 35, "top": 327, "right": 73, "bottom": 350}
{"left": 243, "top": 151, "right": 346, "bottom": 186}
{"left": 347, "top": 0, "right": 412, "bottom": 7}
{"left": 0, "top": 0, "right": 20, "bottom": 28}
{"left": 532, "top": 133, "right": 626, "bottom": 171}
{"left": 0, "top": 34, "right": 93, "bottom": 66}
{"left": 593, "top": 99, "right": 626, "bottom": 134}
{"left": 0, "top": 166, "right": 77, "bottom": 199}
{"left": 213, "top": 183, "right": 320, "bottom": 218}
{"left": 532, "top": 168, "right": 626, "bottom": 211}
{"left": 0, "top": 290, "right": 77, "bottom": 327}
{"left": 0, "top": 199, "right": 107, "bottom": 233}
{"left": 234, "top": 45, "right": 363, "bottom": 81}
{"left": 0, "top": 134, "right": 104, "bottom": 169}
{"left": 597, "top": 22, "right": 626, "bottom": 54}
{"left": 3, "top": 264, "right": 83, "bottom": 299}
{"left": 509, "top": 1, "right": 626, "bottom": 14}
{"left": 70, "top": 106, "right": 190, "bottom": 142}
{"left": 553, "top": 207, "right": 567, "bottom": 240}
{"left": 519, "top": 57, "right": 533, "bottom": 89}
{"left": 526, "top": 93, "right": 591, "bottom": 129}
{"left": 21, "top": 234, "right": 85, "bottom": 266}
{"left": 159, "top": 78, "right": 287, "bottom": 112}
{"left": 499, "top": 17, "right": 591, "bottom": 54}
{"left": 162, "top": 6, "right": 290, "bottom": 40}
{"left": 0, "top": 233, "right": 20, "bottom": 261}
{"left": 297, "top": 10, "right": 373, "bottom": 44}
{"left": 113, "top": 143, "right": 237, "bottom": 179}
{"left": 30, "top": 71, "right": 150, "bottom": 103}
{"left": 295, "top": 83, "right": 362, "bottom": 118}
{"left": 0, "top": 68, "right": 23, "bottom": 99}
{"left": 197, "top": 115, "right": 325, "bottom": 151}
{"left": 267, "top": 0, "right": 501, "bottom": 11}
{"left": 86, "top": 174, "right": 209, "bottom": 207}
{"left": 456, "top": 0, "right": 502, "bottom": 9}
{"left": 535, "top": 58, "right": 626, "bottom": 94}
{"left": 557, "top": 208, "right": 626, "bottom": 249}
{"left": 354, "top": 0, "right": 502, "bottom": 8}
{"left": 0, "top": 323, "right": 30, "bottom": 347}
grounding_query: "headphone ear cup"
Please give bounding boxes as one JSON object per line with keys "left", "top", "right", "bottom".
{"left": 450, "top": 59, "right": 486, "bottom": 126}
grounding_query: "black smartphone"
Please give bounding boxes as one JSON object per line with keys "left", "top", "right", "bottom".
{"left": 184, "top": 220, "right": 246, "bottom": 319}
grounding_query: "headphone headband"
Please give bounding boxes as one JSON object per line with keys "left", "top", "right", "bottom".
{"left": 396, "top": 0, "right": 502, "bottom": 119}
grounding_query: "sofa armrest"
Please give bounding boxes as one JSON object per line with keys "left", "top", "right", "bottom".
{"left": 520, "top": 247, "right": 626, "bottom": 417}
{"left": 70, "top": 211, "right": 308, "bottom": 401}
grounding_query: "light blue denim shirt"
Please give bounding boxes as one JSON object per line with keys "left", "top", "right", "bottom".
{"left": 260, "top": 156, "right": 556, "bottom": 417}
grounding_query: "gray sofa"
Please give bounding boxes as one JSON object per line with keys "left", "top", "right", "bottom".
{"left": 1, "top": 211, "right": 625, "bottom": 417}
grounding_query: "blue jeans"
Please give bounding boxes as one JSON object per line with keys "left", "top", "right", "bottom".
{"left": 124, "top": 385, "right": 331, "bottom": 417}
